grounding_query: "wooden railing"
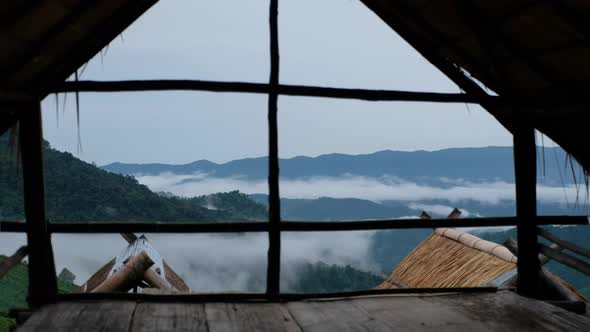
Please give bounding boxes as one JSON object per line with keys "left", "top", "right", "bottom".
{"left": 538, "top": 228, "right": 590, "bottom": 278}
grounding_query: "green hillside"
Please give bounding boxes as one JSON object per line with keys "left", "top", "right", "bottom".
{"left": 0, "top": 255, "right": 77, "bottom": 332}
{"left": 0, "top": 139, "right": 267, "bottom": 222}
{"left": 290, "top": 261, "right": 383, "bottom": 293}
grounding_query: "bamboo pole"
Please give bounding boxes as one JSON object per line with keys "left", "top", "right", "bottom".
{"left": 92, "top": 251, "right": 154, "bottom": 293}
{"left": 266, "top": 0, "right": 281, "bottom": 297}
{"left": 539, "top": 271, "right": 581, "bottom": 303}
{"left": 539, "top": 244, "right": 590, "bottom": 277}
{"left": 144, "top": 269, "right": 175, "bottom": 292}
{"left": 48, "top": 79, "right": 493, "bottom": 104}
{"left": 538, "top": 227, "right": 590, "bottom": 259}
{"left": 503, "top": 238, "right": 562, "bottom": 265}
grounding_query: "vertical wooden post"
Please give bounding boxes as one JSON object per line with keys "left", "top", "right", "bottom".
{"left": 266, "top": 0, "right": 281, "bottom": 297}
{"left": 513, "top": 124, "right": 540, "bottom": 297}
{"left": 19, "top": 101, "right": 58, "bottom": 307}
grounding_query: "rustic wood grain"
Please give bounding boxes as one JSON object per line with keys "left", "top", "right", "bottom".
{"left": 206, "top": 302, "right": 301, "bottom": 332}
{"left": 287, "top": 298, "right": 394, "bottom": 331}
{"left": 18, "top": 301, "right": 136, "bottom": 332}
{"left": 130, "top": 302, "right": 207, "bottom": 332}
{"left": 419, "top": 291, "right": 590, "bottom": 331}
{"left": 16, "top": 292, "right": 590, "bottom": 331}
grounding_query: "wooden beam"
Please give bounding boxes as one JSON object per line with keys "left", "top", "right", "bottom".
{"left": 144, "top": 269, "right": 176, "bottom": 292}
{"left": 91, "top": 251, "right": 154, "bottom": 293}
{"left": 19, "top": 101, "right": 57, "bottom": 307}
{"left": 539, "top": 244, "right": 590, "bottom": 278}
{"left": 0, "top": 246, "right": 27, "bottom": 279}
{"left": 503, "top": 237, "right": 563, "bottom": 266}
{"left": 120, "top": 232, "right": 138, "bottom": 244}
{"left": 266, "top": 0, "right": 281, "bottom": 297}
{"left": 539, "top": 270, "right": 582, "bottom": 303}
{"left": 538, "top": 227, "right": 590, "bottom": 259}
{"left": 1, "top": 216, "right": 586, "bottom": 234}
{"left": 513, "top": 124, "right": 540, "bottom": 297}
{"left": 47, "top": 79, "right": 493, "bottom": 104}
{"left": 57, "top": 286, "right": 497, "bottom": 302}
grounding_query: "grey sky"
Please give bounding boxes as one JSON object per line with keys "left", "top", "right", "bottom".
{"left": 41, "top": 0, "right": 512, "bottom": 165}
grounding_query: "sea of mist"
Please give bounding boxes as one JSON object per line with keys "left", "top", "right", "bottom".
{"left": 1, "top": 172, "right": 586, "bottom": 292}
{"left": 0, "top": 231, "right": 376, "bottom": 293}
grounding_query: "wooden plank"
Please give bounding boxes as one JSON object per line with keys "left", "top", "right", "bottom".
{"left": 18, "top": 292, "right": 590, "bottom": 331}
{"left": 513, "top": 124, "right": 540, "bottom": 297}
{"left": 419, "top": 291, "right": 590, "bottom": 330}
{"left": 19, "top": 101, "right": 57, "bottom": 307}
{"left": 18, "top": 301, "right": 136, "bottom": 332}
{"left": 206, "top": 302, "right": 301, "bottom": 332}
{"left": 287, "top": 299, "right": 394, "bottom": 332}
{"left": 130, "top": 302, "right": 207, "bottom": 332}
{"left": 353, "top": 295, "right": 489, "bottom": 331}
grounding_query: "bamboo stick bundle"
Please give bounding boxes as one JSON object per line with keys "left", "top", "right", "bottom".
{"left": 92, "top": 251, "right": 153, "bottom": 293}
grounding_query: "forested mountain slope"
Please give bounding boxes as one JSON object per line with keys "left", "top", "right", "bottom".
{"left": 0, "top": 138, "right": 266, "bottom": 222}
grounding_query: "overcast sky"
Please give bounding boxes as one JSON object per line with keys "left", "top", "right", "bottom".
{"left": 41, "top": 0, "right": 512, "bottom": 165}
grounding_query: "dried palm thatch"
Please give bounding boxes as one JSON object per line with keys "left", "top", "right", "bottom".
{"left": 377, "top": 229, "right": 517, "bottom": 289}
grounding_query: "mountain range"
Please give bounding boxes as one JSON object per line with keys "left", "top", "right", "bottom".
{"left": 102, "top": 146, "right": 581, "bottom": 185}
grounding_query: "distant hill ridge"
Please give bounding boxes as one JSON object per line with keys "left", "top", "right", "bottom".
{"left": 102, "top": 146, "right": 576, "bottom": 184}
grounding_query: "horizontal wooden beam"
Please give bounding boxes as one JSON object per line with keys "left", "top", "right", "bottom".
{"left": 0, "top": 216, "right": 586, "bottom": 233}
{"left": 56, "top": 286, "right": 497, "bottom": 302}
{"left": 538, "top": 227, "right": 590, "bottom": 259}
{"left": 279, "top": 217, "right": 585, "bottom": 231}
{"left": 47, "top": 79, "right": 496, "bottom": 104}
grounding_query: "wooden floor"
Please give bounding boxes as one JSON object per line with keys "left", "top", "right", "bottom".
{"left": 17, "top": 291, "right": 590, "bottom": 331}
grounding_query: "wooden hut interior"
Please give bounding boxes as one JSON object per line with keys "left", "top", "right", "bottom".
{"left": 1, "top": 0, "right": 590, "bottom": 330}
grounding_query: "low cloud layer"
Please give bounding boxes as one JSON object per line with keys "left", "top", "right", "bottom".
{"left": 137, "top": 172, "right": 586, "bottom": 205}
{"left": 2, "top": 173, "right": 585, "bottom": 293}
{"left": 0, "top": 232, "right": 376, "bottom": 293}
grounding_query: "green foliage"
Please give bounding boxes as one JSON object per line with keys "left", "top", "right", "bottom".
{"left": 0, "top": 138, "right": 267, "bottom": 222}
{"left": 290, "top": 261, "right": 382, "bottom": 293}
{"left": 0, "top": 255, "right": 77, "bottom": 319}
{"left": 0, "top": 316, "right": 16, "bottom": 332}
{"left": 189, "top": 191, "right": 268, "bottom": 221}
